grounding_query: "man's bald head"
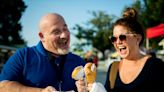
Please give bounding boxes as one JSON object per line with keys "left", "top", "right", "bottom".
{"left": 38, "top": 13, "right": 70, "bottom": 55}
{"left": 39, "top": 13, "right": 65, "bottom": 32}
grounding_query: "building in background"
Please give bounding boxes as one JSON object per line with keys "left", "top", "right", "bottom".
{"left": 0, "top": 45, "right": 17, "bottom": 72}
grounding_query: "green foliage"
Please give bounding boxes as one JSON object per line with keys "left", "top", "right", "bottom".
{"left": 132, "top": 0, "right": 164, "bottom": 27}
{"left": 0, "top": 0, "right": 27, "bottom": 46}
{"left": 131, "top": 0, "right": 164, "bottom": 49}
{"left": 73, "top": 11, "right": 114, "bottom": 55}
{"left": 73, "top": 0, "right": 164, "bottom": 55}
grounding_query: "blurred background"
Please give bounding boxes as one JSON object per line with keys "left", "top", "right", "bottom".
{"left": 0, "top": 0, "right": 164, "bottom": 84}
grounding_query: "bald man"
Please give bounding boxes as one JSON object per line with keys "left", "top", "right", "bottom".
{"left": 0, "top": 13, "right": 86, "bottom": 92}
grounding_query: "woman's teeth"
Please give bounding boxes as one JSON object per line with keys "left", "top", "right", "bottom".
{"left": 118, "top": 46, "right": 126, "bottom": 51}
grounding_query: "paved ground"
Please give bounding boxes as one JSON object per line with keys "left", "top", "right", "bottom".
{"left": 96, "top": 69, "right": 107, "bottom": 85}
{"left": 95, "top": 61, "right": 108, "bottom": 85}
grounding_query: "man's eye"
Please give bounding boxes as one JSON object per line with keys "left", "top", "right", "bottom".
{"left": 53, "top": 30, "right": 61, "bottom": 35}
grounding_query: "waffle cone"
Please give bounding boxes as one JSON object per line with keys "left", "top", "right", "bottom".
{"left": 71, "top": 66, "right": 84, "bottom": 80}
{"left": 84, "top": 63, "right": 96, "bottom": 83}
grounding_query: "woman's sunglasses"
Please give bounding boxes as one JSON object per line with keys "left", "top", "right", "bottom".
{"left": 109, "top": 34, "right": 136, "bottom": 43}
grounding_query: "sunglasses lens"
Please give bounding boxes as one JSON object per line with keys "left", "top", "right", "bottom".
{"left": 110, "top": 36, "right": 117, "bottom": 43}
{"left": 119, "top": 35, "right": 126, "bottom": 41}
{"left": 110, "top": 35, "right": 127, "bottom": 43}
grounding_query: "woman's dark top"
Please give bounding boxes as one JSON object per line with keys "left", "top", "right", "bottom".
{"left": 104, "top": 57, "right": 164, "bottom": 92}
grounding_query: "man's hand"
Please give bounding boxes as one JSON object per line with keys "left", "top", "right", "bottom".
{"left": 75, "top": 80, "right": 88, "bottom": 92}
{"left": 0, "top": 81, "right": 57, "bottom": 92}
{"left": 41, "top": 86, "right": 57, "bottom": 92}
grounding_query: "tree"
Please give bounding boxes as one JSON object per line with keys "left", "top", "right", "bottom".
{"left": 73, "top": 11, "right": 115, "bottom": 59}
{"left": 131, "top": 0, "right": 164, "bottom": 49}
{"left": 0, "top": 0, "right": 27, "bottom": 46}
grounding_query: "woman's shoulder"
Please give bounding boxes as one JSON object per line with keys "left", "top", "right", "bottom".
{"left": 147, "top": 56, "right": 164, "bottom": 69}
{"left": 147, "top": 56, "right": 163, "bottom": 64}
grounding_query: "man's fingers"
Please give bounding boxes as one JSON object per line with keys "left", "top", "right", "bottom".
{"left": 75, "top": 80, "right": 88, "bottom": 92}
{"left": 42, "top": 86, "right": 57, "bottom": 92}
{"left": 47, "top": 86, "right": 57, "bottom": 91}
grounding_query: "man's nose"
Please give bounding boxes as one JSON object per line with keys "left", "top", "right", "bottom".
{"left": 60, "top": 31, "right": 69, "bottom": 38}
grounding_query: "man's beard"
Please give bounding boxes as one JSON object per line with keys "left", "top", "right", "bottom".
{"left": 57, "top": 48, "right": 69, "bottom": 55}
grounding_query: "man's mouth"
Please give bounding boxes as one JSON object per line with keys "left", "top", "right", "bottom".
{"left": 58, "top": 39, "right": 69, "bottom": 48}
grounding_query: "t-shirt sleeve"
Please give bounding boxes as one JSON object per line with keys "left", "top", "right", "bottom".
{"left": 0, "top": 49, "right": 24, "bottom": 82}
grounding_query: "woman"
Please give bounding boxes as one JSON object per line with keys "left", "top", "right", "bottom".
{"left": 104, "top": 7, "right": 164, "bottom": 92}
{"left": 76, "top": 7, "right": 164, "bottom": 92}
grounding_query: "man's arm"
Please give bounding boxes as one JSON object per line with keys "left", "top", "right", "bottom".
{"left": 0, "top": 81, "right": 56, "bottom": 92}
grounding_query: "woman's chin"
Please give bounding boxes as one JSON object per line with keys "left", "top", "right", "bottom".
{"left": 119, "top": 53, "right": 128, "bottom": 59}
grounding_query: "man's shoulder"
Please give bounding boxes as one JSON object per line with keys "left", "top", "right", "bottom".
{"left": 15, "top": 46, "right": 36, "bottom": 53}
{"left": 15, "top": 42, "right": 42, "bottom": 53}
{"left": 11, "top": 46, "right": 39, "bottom": 59}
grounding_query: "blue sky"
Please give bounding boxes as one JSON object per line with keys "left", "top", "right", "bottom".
{"left": 21, "top": 0, "right": 134, "bottom": 50}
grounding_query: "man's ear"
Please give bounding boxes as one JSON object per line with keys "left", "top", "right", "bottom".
{"left": 39, "top": 32, "right": 44, "bottom": 42}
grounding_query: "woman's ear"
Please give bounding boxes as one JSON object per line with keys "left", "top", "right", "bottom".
{"left": 137, "top": 35, "right": 142, "bottom": 45}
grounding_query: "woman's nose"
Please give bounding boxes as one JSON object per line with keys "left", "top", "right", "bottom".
{"left": 115, "top": 38, "right": 122, "bottom": 44}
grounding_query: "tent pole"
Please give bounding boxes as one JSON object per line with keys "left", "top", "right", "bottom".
{"left": 146, "top": 38, "right": 149, "bottom": 50}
